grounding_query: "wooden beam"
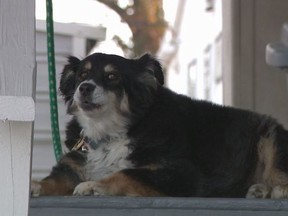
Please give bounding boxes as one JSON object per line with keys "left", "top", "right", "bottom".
{"left": 0, "top": 96, "right": 35, "bottom": 122}
{"left": 0, "top": 0, "right": 35, "bottom": 215}
{"left": 30, "top": 196, "right": 288, "bottom": 216}
{"left": 222, "top": 0, "right": 255, "bottom": 109}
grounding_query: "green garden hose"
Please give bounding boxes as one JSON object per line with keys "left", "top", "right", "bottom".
{"left": 46, "top": 0, "right": 62, "bottom": 161}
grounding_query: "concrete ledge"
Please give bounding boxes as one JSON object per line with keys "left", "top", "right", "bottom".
{"left": 30, "top": 196, "right": 288, "bottom": 216}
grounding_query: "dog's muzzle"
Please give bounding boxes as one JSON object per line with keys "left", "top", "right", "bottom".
{"left": 79, "top": 83, "right": 96, "bottom": 97}
{"left": 77, "top": 82, "right": 102, "bottom": 111}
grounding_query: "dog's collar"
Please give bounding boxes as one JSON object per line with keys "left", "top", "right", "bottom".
{"left": 71, "top": 130, "right": 107, "bottom": 152}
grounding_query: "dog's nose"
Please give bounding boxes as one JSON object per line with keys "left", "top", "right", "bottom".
{"left": 79, "top": 83, "right": 96, "bottom": 96}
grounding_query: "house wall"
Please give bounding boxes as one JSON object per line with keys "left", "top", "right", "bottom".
{"left": 32, "top": 21, "right": 105, "bottom": 179}
{"left": 163, "top": 0, "right": 288, "bottom": 128}
{"left": 162, "top": 0, "right": 223, "bottom": 104}
{"left": 33, "top": 31, "right": 72, "bottom": 179}
{"left": 223, "top": 0, "right": 288, "bottom": 128}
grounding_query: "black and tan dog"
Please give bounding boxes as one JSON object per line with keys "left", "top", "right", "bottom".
{"left": 31, "top": 53, "right": 288, "bottom": 198}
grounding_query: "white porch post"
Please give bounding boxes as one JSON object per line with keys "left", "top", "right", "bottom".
{"left": 0, "top": 0, "right": 36, "bottom": 216}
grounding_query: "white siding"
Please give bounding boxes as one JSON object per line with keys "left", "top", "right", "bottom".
{"left": 32, "top": 21, "right": 106, "bottom": 179}
{"left": 161, "top": 0, "right": 223, "bottom": 104}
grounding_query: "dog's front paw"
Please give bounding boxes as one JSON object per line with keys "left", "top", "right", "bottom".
{"left": 271, "top": 185, "right": 288, "bottom": 199}
{"left": 73, "top": 181, "right": 105, "bottom": 196}
{"left": 31, "top": 180, "right": 42, "bottom": 197}
{"left": 246, "top": 183, "right": 271, "bottom": 198}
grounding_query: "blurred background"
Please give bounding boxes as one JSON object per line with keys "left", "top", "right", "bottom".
{"left": 32, "top": 0, "right": 288, "bottom": 179}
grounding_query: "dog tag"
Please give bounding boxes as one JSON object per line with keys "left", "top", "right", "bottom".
{"left": 81, "top": 144, "right": 89, "bottom": 152}
{"left": 71, "top": 130, "right": 86, "bottom": 151}
{"left": 72, "top": 137, "right": 85, "bottom": 151}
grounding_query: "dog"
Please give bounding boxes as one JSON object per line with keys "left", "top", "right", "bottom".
{"left": 31, "top": 53, "right": 288, "bottom": 198}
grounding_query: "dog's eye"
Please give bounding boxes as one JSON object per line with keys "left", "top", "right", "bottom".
{"left": 79, "top": 72, "right": 88, "bottom": 80}
{"left": 106, "top": 73, "right": 118, "bottom": 81}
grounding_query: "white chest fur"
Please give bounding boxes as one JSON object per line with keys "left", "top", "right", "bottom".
{"left": 84, "top": 136, "right": 133, "bottom": 181}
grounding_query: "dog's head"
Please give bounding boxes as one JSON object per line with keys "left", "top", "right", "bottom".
{"left": 59, "top": 53, "right": 164, "bottom": 121}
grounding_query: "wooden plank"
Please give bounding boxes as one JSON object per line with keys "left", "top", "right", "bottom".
{"left": 0, "top": 0, "right": 35, "bottom": 215}
{"left": 222, "top": 0, "right": 238, "bottom": 106}
{"left": 0, "top": 2, "right": 36, "bottom": 97}
{"left": 222, "top": 0, "right": 256, "bottom": 110}
{"left": 0, "top": 96, "right": 35, "bottom": 121}
{"left": 29, "top": 208, "right": 288, "bottom": 216}
{"left": 222, "top": 0, "right": 288, "bottom": 128}
{"left": 30, "top": 197, "right": 288, "bottom": 216}
{"left": 0, "top": 121, "right": 34, "bottom": 215}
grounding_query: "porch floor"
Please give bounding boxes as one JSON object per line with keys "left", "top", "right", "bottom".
{"left": 30, "top": 196, "right": 288, "bottom": 216}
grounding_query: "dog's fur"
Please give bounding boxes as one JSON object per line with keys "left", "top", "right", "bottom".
{"left": 31, "top": 53, "right": 288, "bottom": 198}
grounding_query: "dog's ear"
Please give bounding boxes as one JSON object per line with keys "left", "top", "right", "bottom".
{"left": 59, "top": 56, "right": 80, "bottom": 103}
{"left": 138, "top": 53, "right": 164, "bottom": 85}
{"left": 127, "top": 54, "right": 164, "bottom": 117}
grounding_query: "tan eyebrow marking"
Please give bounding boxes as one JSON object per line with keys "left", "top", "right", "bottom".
{"left": 104, "top": 64, "right": 116, "bottom": 73}
{"left": 83, "top": 61, "right": 92, "bottom": 71}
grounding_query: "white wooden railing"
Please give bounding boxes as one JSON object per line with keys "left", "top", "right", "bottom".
{"left": 0, "top": 0, "right": 36, "bottom": 216}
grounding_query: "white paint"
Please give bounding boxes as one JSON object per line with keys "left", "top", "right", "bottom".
{"left": 72, "top": 37, "right": 87, "bottom": 58}
{"left": 0, "top": 96, "right": 35, "bottom": 121}
{"left": 0, "top": 0, "right": 35, "bottom": 215}
{"left": 0, "top": 122, "right": 34, "bottom": 215}
{"left": 36, "top": 20, "right": 106, "bottom": 40}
